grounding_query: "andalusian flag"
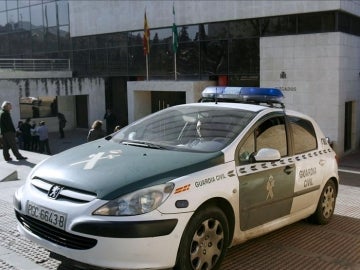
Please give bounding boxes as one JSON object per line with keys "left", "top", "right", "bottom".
{"left": 172, "top": 4, "right": 178, "bottom": 53}
{"left": 143, "top": 11, "right": 150, "bottom": 55}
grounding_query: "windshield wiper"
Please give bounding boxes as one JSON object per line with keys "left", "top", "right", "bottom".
{"left": 121, "top": 140, "right": 166, "bottom": 149}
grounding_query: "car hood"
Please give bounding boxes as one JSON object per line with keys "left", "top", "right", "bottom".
{"left": 32, "top": 139, "right": 224, "bottom": 200}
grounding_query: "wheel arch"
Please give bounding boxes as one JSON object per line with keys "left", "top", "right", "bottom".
{"left": 328, "top": 176, "right": 339, "bottom": 196}
{"left": 194, "top": 197, "right": 236, "bottom": 246}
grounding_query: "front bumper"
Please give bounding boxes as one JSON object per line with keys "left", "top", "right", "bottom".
{"left": 15, "top": 209, "right": 191, "bottom": 269}
{"left": 13, "top": 184, "right": 192, "bottom": 269}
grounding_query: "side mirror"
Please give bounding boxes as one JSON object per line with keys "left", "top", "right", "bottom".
{"left": 253, "top": 148, "right": 281, "bottom": 162}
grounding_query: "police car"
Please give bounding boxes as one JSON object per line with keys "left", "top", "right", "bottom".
{"left": 14, "top": 87, "right": 339, "bottom": 270}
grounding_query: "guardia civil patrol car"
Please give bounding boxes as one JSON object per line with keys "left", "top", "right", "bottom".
{"left": 14, "top": 87, "right": 339, "bottom": 270}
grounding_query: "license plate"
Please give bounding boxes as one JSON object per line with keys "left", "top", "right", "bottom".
{"left": 26, "top": 201, "right": 67, "bottom": 230}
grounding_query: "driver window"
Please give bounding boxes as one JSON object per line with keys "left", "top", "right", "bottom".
{"left": 239, "top": 116, "right": 287, "bottom": 163}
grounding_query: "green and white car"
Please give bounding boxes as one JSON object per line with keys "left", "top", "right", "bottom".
{"left": 14, "top": 87, "right": 339, "bottom": 270}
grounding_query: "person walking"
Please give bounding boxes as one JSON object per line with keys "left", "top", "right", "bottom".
{"left": 38, "top": 121, "right": 51, "bottom": 154}
{"left": 87, "top": 120, "right": 105, "bottom": 142}
{"left": 0, "top": 101, "right": 27, "bottom": 161}
{"left": 57, "top": 112, "right": 67, "bottom": 138}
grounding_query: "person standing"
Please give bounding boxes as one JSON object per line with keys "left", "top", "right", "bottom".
{"left": 21, "top": 118, "right": 32, "bottom": 151}
{"left": 103, "top": 108, "right": 117, "bottom": 135}
{"left": 16, "top": 120, "right": 24, "bottom": 149}
{"left": 57, "top": 112, "right": 67, "bottom": 138}
{"left": 30, "top": 121, "right": 39, "bottom": 152}
{"left": 38, "top": 121, "right": 51, "bottom": 155}
{"left": 87, "top": 120, "right": 105, "bottom": 142}
{"left": 0, "top": 101, "right": 27, "bottom": 161}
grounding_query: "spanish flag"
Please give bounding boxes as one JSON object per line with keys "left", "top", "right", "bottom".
{"left": 143, "top": 11, "right": 150, "bottom": 55}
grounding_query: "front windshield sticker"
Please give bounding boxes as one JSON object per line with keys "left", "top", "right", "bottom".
{"left": 70, "top": 150, "right": 123, "bottom": 170}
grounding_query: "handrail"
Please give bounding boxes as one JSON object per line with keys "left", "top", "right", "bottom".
{"left": 0, "top": 58, "right": 71, "bottom": 71}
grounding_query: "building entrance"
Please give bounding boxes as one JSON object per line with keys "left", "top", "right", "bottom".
{"left": 151, "top": 91, "right": 186, "bottom": 113}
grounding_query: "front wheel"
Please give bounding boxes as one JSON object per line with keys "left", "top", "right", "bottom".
{"left": 309, "top": 180, "right": 337, "bottom": 225}
{"left": 175, "top": 206, "right": 229, "bottom": 270}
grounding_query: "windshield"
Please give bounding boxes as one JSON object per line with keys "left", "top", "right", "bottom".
{"left": 113, "top": 105, "right": 256, "bottom": 152}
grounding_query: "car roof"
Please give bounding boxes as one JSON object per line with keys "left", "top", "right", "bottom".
{"left": 177, "top": 102, "right": 271, "bottom": 113}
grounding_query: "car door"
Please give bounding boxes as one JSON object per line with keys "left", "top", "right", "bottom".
{"left": 236, "top": 114, "right": 296, "bottom": 231}
{"left": 287, "top": 116, "right": 324, "bottom": 212}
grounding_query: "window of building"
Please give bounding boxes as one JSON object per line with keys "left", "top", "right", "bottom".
{"left": 0, "top": 1, "right": 6, "bottom": 11}
{"left": 149, "top": 43, "right": 173, "bottom": 76}
{"left": 0, "top": 11, "right": 7, "bottom": 32}
{"left": 6, "top": 0, "right": 17, "bottom": 10}
{"left": 18, "top": 7, "right": 30, "bottom": 30}
{"left": 128, "top": 31, "right": 143, "bottom": 46}
{"left": 106, "top": 32, "right": 128, "bottom": 48}
{"left": 73, "top": 36, "right": 89, "bottom": 50}
{"left": 200, "top": 40, "right": 228, "bottom": 75}
{"left": 261, "top": 15, "right": 296, "bottom": 36}
{"left": 45, "top": 26, "right": 58, "bottom": 52}
{"left": 339, "top": 11, "right": 360, "bottom": 36}
{"left": 89, "top": 48, "right": 107, "bottom": 74}
{"left": 200, "top": 22, "right": 229, "bottom": 40}
{"left": 57, "top": 0, "right": 69, "bottom": 26}
{"left": 229, "top": 19, "right": 259, "bottom": 38}
{"left": 298, "top": 12, "right": 336, "bottom": 34}
{"left": 31, "top": 28, "right": 45, "bottom": 52}
{"left": 43, "top": 1, "right": 57, "bottom": 28}
{"left": 228, "top": 38, "right": 259, "bottom": 75}
{"left": 7, "top": 9, "right": 18, "bottom": 31}
{"left": 151, "top": 27, "right": 172, "bottom": 44}
{"left": 177, "top": 40, "right": 200, "bottom": 76}
{"left": 9, "top": 31, "right": 31, "bottom": 55}
{"left": 108, "top": 47, "right": 128, "bottom": 75}
{"left": 127, "top": 45, "right": 145, "bottom": 76}
{"left": 180, "top": 25, "right": 198, "bottom": 41}
{"left": 59, "top": 25, "right": 70, "bottom": 51}
{"left": 73, "top": 50, "right": 90, "bottom": 75}
{"left": 0, "top": 33, "right": 9, "bottom": 54}
{"left": 30, "top": 4, "right": 43, "bottom": 29}
{"left": 18, "top": 1, "right": 29, "bottom": 8}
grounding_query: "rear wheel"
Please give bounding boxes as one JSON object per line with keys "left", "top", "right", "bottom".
{"left": 175, "top": 206, "right": 229, "bottom": 270}
{"left": 309, "top": 180, "right": 337, "bottom": 224}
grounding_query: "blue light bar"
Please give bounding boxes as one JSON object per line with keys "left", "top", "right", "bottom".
{"left": 201, "top": 86, "right": 284, "bottom": 104}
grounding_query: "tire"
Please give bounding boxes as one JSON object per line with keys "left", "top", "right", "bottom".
{"left": 309, "top": 180, "right": 337, "bottom": 225}
{"left": 175, "top": 206, "right": 229, "bottom": 270}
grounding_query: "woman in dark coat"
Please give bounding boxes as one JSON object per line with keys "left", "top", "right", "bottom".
{"left": 87, "top": 120, "right": 105, "bottom": 142}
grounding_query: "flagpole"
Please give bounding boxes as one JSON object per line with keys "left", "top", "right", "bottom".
{"left": 146, "top": 54, "right": 149, "bottom": 81}
{"left": 172, "top": 3, "right": 178, "bottom": 81}
{"left": 174, "top": 52, "right": 177, "bottom": 80}
{"left": 143, "top": 8, "right": 150, "bottom": 81}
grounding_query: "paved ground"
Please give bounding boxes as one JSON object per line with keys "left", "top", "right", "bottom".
{"left": 0, "top": 130, "right": 359, "bottom": 270}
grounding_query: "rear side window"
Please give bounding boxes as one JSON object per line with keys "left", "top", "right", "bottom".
{"left": 289, "top": 116, "right": 317, "bottom": 154}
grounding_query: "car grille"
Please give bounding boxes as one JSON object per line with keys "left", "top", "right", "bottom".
{"left": 31, "top": 177, "right": 97, "bottom": 203}
{"left": 15, "top": 211, "right": 97, "bottom": 250}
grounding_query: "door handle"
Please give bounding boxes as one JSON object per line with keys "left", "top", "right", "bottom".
{"left": 319, "top": 159, "right": 326, "bottom": 166}
{"left": 284, "top": 165, "right": 294, "bottom": 175}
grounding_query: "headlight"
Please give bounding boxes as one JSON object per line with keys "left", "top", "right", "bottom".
{"left": 93, "top": 182, "right": 174, "bottom": 216}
